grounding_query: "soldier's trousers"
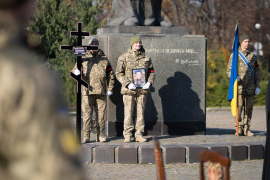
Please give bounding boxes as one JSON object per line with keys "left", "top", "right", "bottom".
{"left": 234, "top": 94, "right": 254, "bottom": 129}
{"left": 82, "top": 95, "right": 106, "bottom": 136}
{"left": 123, "top": 94, "right": 147, "bottom": 138}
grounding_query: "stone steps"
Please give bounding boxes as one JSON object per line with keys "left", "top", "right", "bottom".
{"left": 80, "top": 141, "right": 265, "bottom": 164}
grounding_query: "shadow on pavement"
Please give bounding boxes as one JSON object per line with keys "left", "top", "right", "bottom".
{"left": 207, "top": 128, "right": 266, "bottom": 136}
{"left": 106, "top": 135, "right": 182, "bottom": 142}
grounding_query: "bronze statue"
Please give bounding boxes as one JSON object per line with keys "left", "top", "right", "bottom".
{"left": 107, "top": 0, "right": 173, "bottom": 26}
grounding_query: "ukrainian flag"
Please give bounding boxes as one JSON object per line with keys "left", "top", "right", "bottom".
{"left": 228, "top": 25, "right": 239, "bottom": 116}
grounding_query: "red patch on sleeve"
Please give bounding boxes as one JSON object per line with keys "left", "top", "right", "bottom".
{"left": 107, "top": 67, "right": 113, "bottom": 72}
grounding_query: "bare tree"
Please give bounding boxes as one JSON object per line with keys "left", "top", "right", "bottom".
{"left": 161, "top": 0, "right": 270, "bottom": 70}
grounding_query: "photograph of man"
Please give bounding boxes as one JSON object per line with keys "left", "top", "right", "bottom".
{"left": 72, "top": 37, "right": 115, "bottom": 143}
{"left": 133, "top": 69, "right": 146, "bottom": 88}
{"left": 116, "top": 36, "right": 155, "bottom": 143}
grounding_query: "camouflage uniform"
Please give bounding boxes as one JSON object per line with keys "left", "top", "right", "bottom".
{"left": 72, "top": 50, "right": 114, "bottom": 139}
{"left": 116, "top": 47, "right": 155, "bottom": 138}
{"left": 227, "top": 48, "right": 261, "bottom": 135}
{"left": 0, "top": 12, "right": 85, "bottom": 180}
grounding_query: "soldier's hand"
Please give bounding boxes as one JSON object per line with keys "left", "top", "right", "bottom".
{"left": 237, "top": 75, "right": 240, "bottom": 81}
{"left": 106, "top": 91, "right": 113, "bottom": 96}
{"left": 255, "top": 88, "right": 260, "bottom": 95}
{"left": 142, "top": 82, "right": 151, "bottom": 89}
{"left": 74, "top": 69, "right": 80, "bottom": 76}
{"left": 128, "top": 83, "right": 136, "bottom": 90}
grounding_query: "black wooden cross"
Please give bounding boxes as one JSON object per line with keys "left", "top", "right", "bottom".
{"left": 69, "top": 71, "right": 89, "bottom": 93}
{"left": 60, "top": 22, "right": 97, "bottom": 143}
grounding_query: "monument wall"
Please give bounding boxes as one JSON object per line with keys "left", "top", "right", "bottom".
{"left": 83, "top": 26, "right": 207, "bottom": 136}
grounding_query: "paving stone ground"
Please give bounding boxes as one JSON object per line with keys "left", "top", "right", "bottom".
{"left": 70, "top": 108, "right": 266, "bottom": 145}
{"left": 83, "top": 160, "right": 263, "bottom": 180}
{"left": 70, "top": 108, "right": 266, "bottom": 179}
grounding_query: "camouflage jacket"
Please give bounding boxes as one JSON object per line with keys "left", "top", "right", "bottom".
{"left": 227, "top": 48, "right": 261, "bottom": 95}
{"left": 116, "top": 47, "right": 155, "bottom": 95}
{"left": 72, "top": 50, "right": 115, "bottom": 96}
{"left": 0, "top": 13, "right": 85, "bottom": 180}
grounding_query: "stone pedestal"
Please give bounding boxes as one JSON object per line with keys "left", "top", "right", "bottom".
{"left": 83, "top": 26, "right": 206, "bottom": 137}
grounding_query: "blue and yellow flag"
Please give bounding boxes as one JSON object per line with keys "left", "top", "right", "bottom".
{"left": 228, "top": 25, "right": 239, "bottom": 116}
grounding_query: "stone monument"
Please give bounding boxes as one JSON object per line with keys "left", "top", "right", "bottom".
{"left": 82, "top": 2, "right": 206, "bottom": 136}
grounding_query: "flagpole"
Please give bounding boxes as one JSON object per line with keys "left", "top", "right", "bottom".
{"left": 236, "top": 19, "right": 239, "bottom": 136}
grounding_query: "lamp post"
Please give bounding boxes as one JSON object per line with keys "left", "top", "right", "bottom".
{"left": 255, "top": 23, "right": 261, "bottom": 61}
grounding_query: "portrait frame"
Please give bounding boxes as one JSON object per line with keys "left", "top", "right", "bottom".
{"left": 132, "top": 69, "right": 146, "bottom": 88}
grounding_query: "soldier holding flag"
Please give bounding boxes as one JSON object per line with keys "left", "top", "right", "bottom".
{"left": 227, "top": 34, "right": 261, "bottom": 136}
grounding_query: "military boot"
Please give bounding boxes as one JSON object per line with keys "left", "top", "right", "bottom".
{"left": 235, "top": 126, "right": 243, "bottom": 136}
{"left": 84, "top": 132, "right": 91, "bottom": 143}
{"left": 124, "top": 136, "right": 131, "bottom": 143}
{"left": 244, "top": 126, "right": 254, "bottom": 136}
{"left": 246, "top": 130, "right": 254, "bottom": 136}
{"left": 99, "top": 136, "right": 107, "bottom": 142}
{"left": 99, "top": 131, "right": 107, "bottom": 142}
{"left": 96, "top": 128, "right": 107, "bottom": 142}
{"left": 135, "top": 136, "right": 147, "bottom": 142}
{"left": 95, "top": 128, "right": 100, "bottom": 142}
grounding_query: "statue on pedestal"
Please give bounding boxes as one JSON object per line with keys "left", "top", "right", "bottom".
{"left": 107, "top": 0, "right": 173, "bottom": 26}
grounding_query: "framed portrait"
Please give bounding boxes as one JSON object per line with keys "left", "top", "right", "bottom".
{"left": 132, "top": 69, "right": 146, "bottom": 88}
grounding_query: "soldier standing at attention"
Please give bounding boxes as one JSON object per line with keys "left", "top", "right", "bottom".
{"left": 0, "top": 0, "right": 86, "bottom": 179}
{"left": 116, "top": 36, "right": 155, "bottom": 142}
{"left": 72, "top": 38, "right": 115, "bottom": 143}
{"left": 227, "top": 35, "right": 261, "bottom": 136}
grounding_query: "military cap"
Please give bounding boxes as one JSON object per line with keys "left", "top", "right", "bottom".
{"left": 88, "top": 37, "right": 99, "bottom": 45}
{"left": 0, "top": 0, "right": 28, "bottom": 9}
{"left": 240, "top": 35, "right": 249, "bottom": 44}
{"left": 130, "top": 36, "right": 141, "bottom": 46}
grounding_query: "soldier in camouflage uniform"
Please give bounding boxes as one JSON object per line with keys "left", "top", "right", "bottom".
{"left": 227, "top": 35, "right": 261, "bottom": 136}
{"left": 0, "top": 0, "right": 86, "bottom": 179}
{"left": 72, "top": 38, "right": 114, "bottom": 143}
{"left": 116, "top": 36, "right": 155, "bottom": 142}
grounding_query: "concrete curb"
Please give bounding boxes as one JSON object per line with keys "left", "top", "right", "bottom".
{"left": 80, "top": 141, "right": 265, "bottom": 164}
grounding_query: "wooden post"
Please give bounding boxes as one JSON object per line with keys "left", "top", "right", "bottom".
{"left": 154, "top": 136, "right": 166, "bottom": 180}
{"left": 236, "top": 19, "right": 239, "bottom": 136}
